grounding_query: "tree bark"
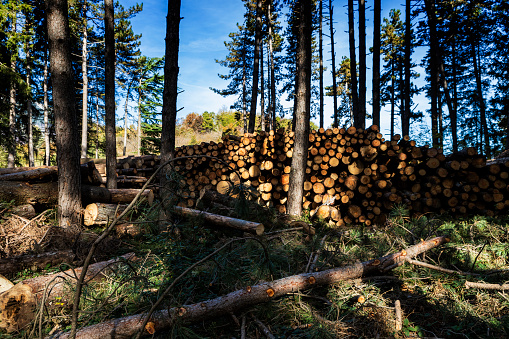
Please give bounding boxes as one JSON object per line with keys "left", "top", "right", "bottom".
{"left": 137, "top": 79, "right": 142, "bottom": 155}
{"left": 47, "top": 0, "right": 82, "bottom": 228}
{"left": 123, "top": 84, "right": 131, "bottom": 156}
{"left": 372, "top": 0, "right": 381, "bottom": 128}
{"left": 160, "top": 0, "right": 181, "bottom": 214}
{"left": 348, "top": 0, "right": 359, "bottom": 127}
{"left": 104, "top": 0, "right": 117, "bottom": 189}
{"left": 319, "top": 0, "right": 324, "bottom": 129}
{"left": 329, "top": 0, "right": 338, "bottom": 127}
{"left": 44, "top": 47, "right": 51, "bottom": 166}
{"left": 287, "top": 0, "right": 312, "bottom": 216}
{"left": 260, "top": 43, "right": 265, "bottom": 131}
{"left": 268, "top": 2, "right": 276, "bottom": 131}
{"left": 403, "top": 0, "right": 411, "bottom": 137}
{"left": 81, "top": 1, "right": 89, "bottom": 159}
{"left": 358, "top": 0, "right": 366, "bottom": 130}
{"left": 248, "top": 0, "right": 263, "bottom": 133}
{"left": 52, "top": 236, "right": 449, "bottom": 339}
{"left": 0, "top": 250, "right": 75, "bottom": 275}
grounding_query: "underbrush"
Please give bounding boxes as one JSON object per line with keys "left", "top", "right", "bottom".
{"left": 2, "top": 197, "right": 509, "bottom": 338}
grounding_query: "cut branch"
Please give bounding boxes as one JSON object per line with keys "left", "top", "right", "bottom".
{"left": 51, "top": 236, "right": 449, "bottom": 339}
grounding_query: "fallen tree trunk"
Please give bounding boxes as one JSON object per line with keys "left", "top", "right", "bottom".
{"left": 0, "top": 181, "right": 153, "bottom": 206}
{"left": 51, "top": 236, "right": 449, "bottom": 339}
{"left": 173, "top": 206, "right": 265, "bottom": 235}
{"left": 84, "top": 203, "right": 128, "bottom": 226}
{"left": 0, "top": 167, "right": 57, "bottom": 182}
{"left": 0, "top": 250, "right": 75, "bottom": 275}
{"left": 0, "top": 253, "right": 136, "bottom": 333}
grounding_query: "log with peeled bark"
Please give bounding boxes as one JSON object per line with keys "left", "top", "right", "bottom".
{"left": 0, "top": 250, "right": 75, "bottom": 275}
{"left": 173, "top": 206, "right": 264, "bottom": 235}
{"left": 0, "top": 253, "right": 136, "bottom": 333}
{"left": 51, "top": 236, "right": 450, "bottom": 339}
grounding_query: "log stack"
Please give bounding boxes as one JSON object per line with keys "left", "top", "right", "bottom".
{"left": 3, "top": 126, "right": 508, "bottom": 226}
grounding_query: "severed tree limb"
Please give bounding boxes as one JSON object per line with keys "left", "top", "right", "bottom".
{"left": 406, "top": 258, "right": 480, "bottom": 276}
{"left": 173, "top": 206, "right": 265, "bottom": 235}
{"left": 394, "top": 300, "right": 402, "bottom": 332}
{"left": 51, "top": 236, "right": 450, "bottom": 339}
{"left": 465, "top": 281, "right": 509, "bottom": 290}
{"left": 251, "top": 313, "right": 275, "bottom": 339}
{"left": 0, "top": 250, "right": 75, "bottom": 275}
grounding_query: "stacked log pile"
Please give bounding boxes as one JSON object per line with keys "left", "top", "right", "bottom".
{"left": 3, "top": 125, "right": 508, "bottom": 226}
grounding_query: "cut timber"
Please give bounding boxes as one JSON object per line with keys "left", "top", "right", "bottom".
{"left": 173, "top": 206, "right": 264, "bottom": 235}
{"left": 84, "top": 203, "right": 128, "bottom": 226}
{"left": 0, "top": 167, "right": 57, "bottom": 181}
{"left": 216, "top": 181, "right": 231, "bottom": 195}
{"left": 0, "top": 250, "right": 75, "bottom": 275}
{"left": 53, "top": 236, "right": 450, "bottom": 339}
{"left": 0, "top": 283, "right": 35, "bottom": 332}
{"left": 0, "top": 182, "right": 153, "bottom": 206}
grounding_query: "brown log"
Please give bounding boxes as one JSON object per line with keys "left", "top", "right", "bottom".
{"left": 0, "top": 250, "right": 75, "bottom": 275}
{"left": 54, "top": 236, "right": 450, "bottom": 339}
{"left": 173, "top": 206, "right": 264, "bottom": 235}
{"left": 9, "top": 204, "right": 36, "bottom": 219}
{"left": 84, "top": 203, "right": 129, "bottom": 226}
{"left": 0, "top": 253, "right": 136, "bottom": 332}
{"left": 0, "top": 167, "right": 57, "bottom": 181}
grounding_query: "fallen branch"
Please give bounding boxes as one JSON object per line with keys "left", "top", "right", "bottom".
{"left": 406, "top": 258, "right": 480, "bottom": 276}
{"left": 394, "top": 300, "right": 402, "bottom": 332}
{"left": 0, "top": 250, "right": 75, "bottom": 275}
{"left": 173, "top": 206, "right": 265, "bottom": 235}
{"left": 465, "top": 281, "right": 509, "bottom": 290}
{"left": 50, "top": 236, "right": 450, "bottom": 339}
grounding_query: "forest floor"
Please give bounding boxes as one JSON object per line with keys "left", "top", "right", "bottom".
{"left": 1, "top": 192, "right": 509, "bottom": 338}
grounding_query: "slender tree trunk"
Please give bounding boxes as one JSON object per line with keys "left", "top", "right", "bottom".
{"left": 137, "top": 81, "right": 142, "bottom": 156}
{"left": 26, "top": 50, "right": 34, "bottom": 167}
{"left": 267, "top": 45, "right": 272, "bottom": 130}
{"left": 403, "top": 0, "right": 411, "bottom": 137}
{"left": 242, "top": 35, "right": 248, "bottom": 133}
{"left": 8, "top": 18, "right": 17, "bottom": 168}
{"left": 160, "top": 0, "right": 181, "bottom": 186}
{"left": 95, "top": 93, "right": 100, "bottom": 159}
{"left": 438, "top": 89, "right": 443, "bottom": 147}
{"left": 46, "top": 0, "right": 82, "bottom": 228}
{"left": 451, "top": 37, "right": 458, "bottom": 152}
{"left": 357, "top": 0, "right": 366, "bottom": 129}
{"left": 249, "top": 0, "right": 263, "bottom": 133}
{"left": 329, "top": 0, "right": 338, "bottom": 127}
{"left": 268, "top": 1, "right": 276, "bottom": 131}
{"left": 424, "top": 0, "right": 439, "bottom": 147}
{"left": 319, "top": 0, "right": 324, "bottom": 129}
{"left": 123, "top": 84, "right": 131, "bottom": 156}
{"left": 471, "top": 38, "right": 490, "bottom": 158}
{"left": 287, "top": 0, "right": 312, "bottom": 216}
{"left": 391, "top": 60, "right": 395, "bottom": 139}
{"left": 399, "top": 59, "right": 405, "bottom": 135}
{"left": 260, "top": 43, "right": 265, "bottom": 131}
{"left": 81, "top": 2, "right": 89, "bottom": 159}
{"left": 104, "top": 0, "right": 117, "bottom": 189}
{"left": 44, "top": 47, "right": 50, "bottom": 166}
{"left": 372, "top": 0, "right": 381, "bottom": 128}
{"left": 348, "top": 0, "right": 359, "bottom": 127}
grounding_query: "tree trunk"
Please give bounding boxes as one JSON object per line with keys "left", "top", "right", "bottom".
{"left": 287, "top": 0, "right": 312, "bottom": 216}
{"left": 470, "top": 37, "right": 490, "bottom": 158}
{"left": 242, "top": 37, "right": 248, "bottom": 133}
{"left": 348, "top": 0, "right": 359, "bottom": 127}
{"left": 104, "top": 0, "right": 117, "bottom": 189}
{"left": 329, "top": 0, "right": 338, "bottom": 127}
{"left": 357, "top": 0, "right": 366, "bottom": 129}
{"left": 47, "top": 0, "right": 82, "bottom": 228}
{"left": 268, "top": 1, "right": 276, "bottom": 131}
{"left": 137, "top": 80, "right": 142, "bottom": 155}
{"left": 424, "top": 0, "right": 440, "bottom": 148}
{"left": 81, "top": 2, "right": 89, "bottom": 159}
{"left": 160, "top": 0, "right": 181, "bottom": 204}
{"left": 44, "top": 47, "right": 51, "bottom": 166}
{"left": 95, "top": 92, "right": 100, "bottom": 159}
{"left": 319, "top": 0, "right": 324, "bottom": 129}
{"left": 403, "top": 0, "right": 411, "bottom": 137}
{"left": 372, "top": 0, "right": 381, "bottom": 128}
{"left": 260, "top": 43, "right": 265, "bottom": 131}
{"left": 249, "top": 0, "right": 263, "bottom": 133}
{"left": 53, "top": 236, "right": 449, "bottom": 339}
{"left": 26, "top": 50, "right": 34, "bottom": 167}
{"left": 123, "top": 84, "right": 131, "bottom": 156}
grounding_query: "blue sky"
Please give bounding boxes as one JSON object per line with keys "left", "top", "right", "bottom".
{"left": 124, "top": 0, "right": 428, "bottom": 140}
